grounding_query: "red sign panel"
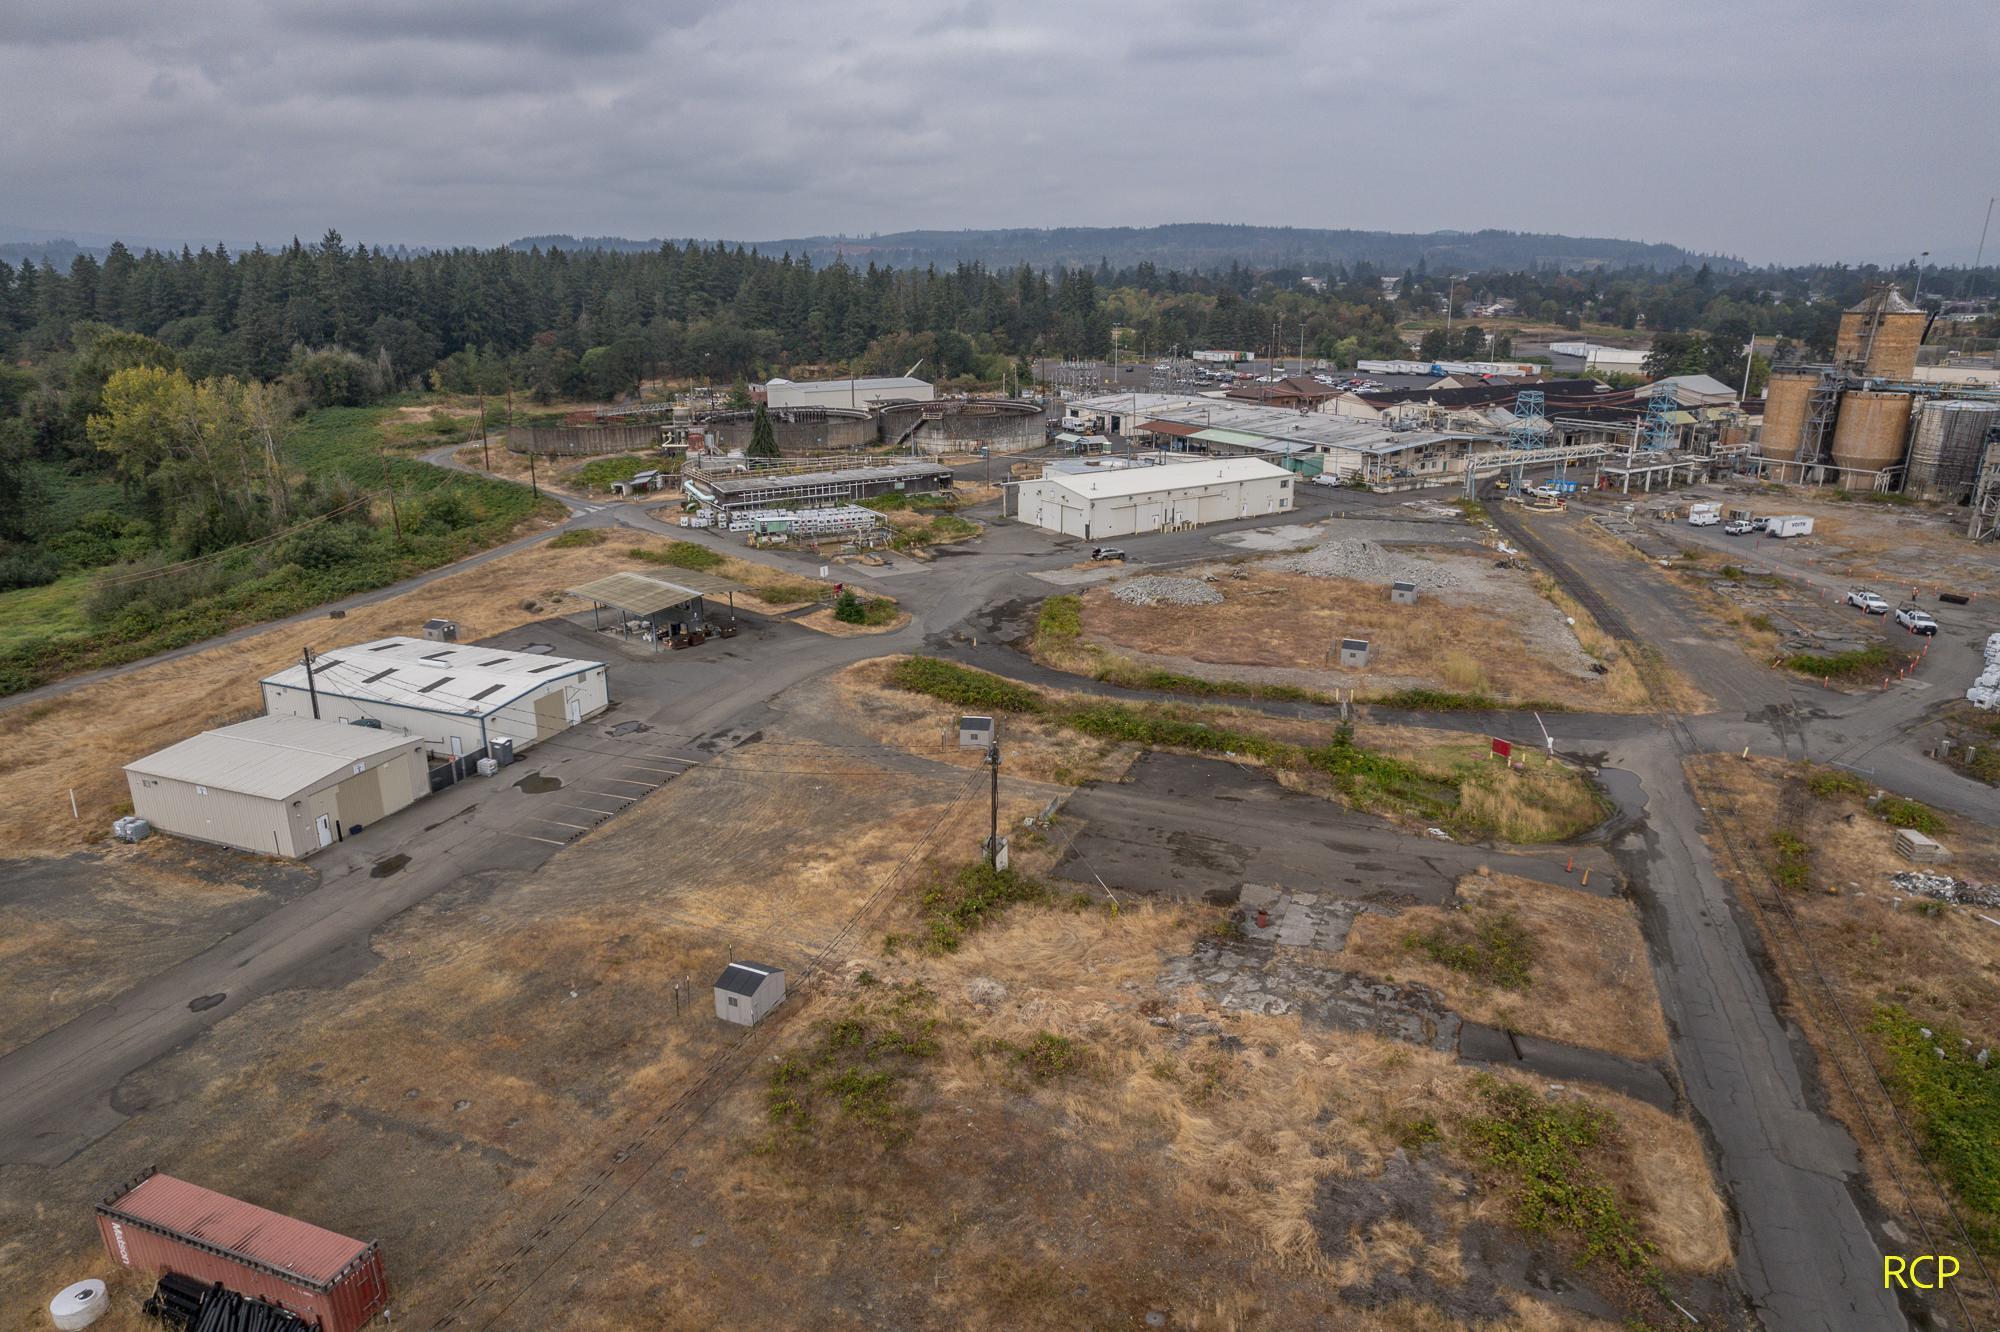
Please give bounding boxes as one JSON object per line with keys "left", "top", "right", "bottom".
{"left": 1490, "top": 738, "right": 1512, "bottom": 758}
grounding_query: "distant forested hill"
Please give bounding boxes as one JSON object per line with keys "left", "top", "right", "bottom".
{"left": 512, "top": 223, "right": 1744, "bottom": 273}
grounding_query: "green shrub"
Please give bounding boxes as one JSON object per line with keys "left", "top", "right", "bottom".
{"left": 889, "top": 656, "right": 1045, "bottom": 713}
{"left": 834, "top": 590, "right": 867, "bottom": 624}
{"left": 1373, "top": 686, "right": 1501, "bottom": 712}
{"left": 1876, "top": 795, "right": 1946, "bottom": 835}
{"left": 1785, "top": 643, "right": 1899, "bottom": 681}
{"left": 1805, "top": 768, "right": 1868, "bottom": 800}
{"left": 628, "top": 542, "right": 725, "bottom": 571}
{"left": 548, "top": 528, "right": 607, "bottom": 549}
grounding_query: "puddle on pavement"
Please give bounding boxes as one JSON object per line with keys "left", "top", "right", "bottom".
{"left": 188, "top": 993, "right": 226, "bottom": 1012}
{"left": 519, "top": 642, "right": 555, "bottom": 654}
{"left": 370, "top": 854, "right": 411, "bottom": 879}
{"left": 513, "top": 772, "right": 563, "bottom": 794}
{"left": 607, "top": 721, "right": 649, "bottom": 737}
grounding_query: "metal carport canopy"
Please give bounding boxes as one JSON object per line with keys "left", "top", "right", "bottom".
{"left": 568, "top": 570, "right": 745, "bottom": 616}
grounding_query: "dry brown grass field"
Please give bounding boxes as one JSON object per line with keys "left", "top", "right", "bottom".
{"left": 0, "top": 533, "right": 848, "bottom": 859}
{"left": 1339, "top": 870, "right": 1670, "bottom": 1062}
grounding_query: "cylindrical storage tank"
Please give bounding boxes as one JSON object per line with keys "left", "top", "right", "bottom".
{"left": 1829, "top": 390, "right": 1913, "bottom": 477}
{"left": 1906, "top": 399, "right": 1999, "bottom": 499}
{"left": 97, "top": 1168, "right": 389, "bottom": 1332}
{"left": 1759, "top": 369, "right": 1817, "bottom": 464}
{"left": 1836, "top": 309, "right": 1926, "bottom": 379}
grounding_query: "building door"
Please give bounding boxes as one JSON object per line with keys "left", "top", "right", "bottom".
{"left": 449, "top": 735, "right": 463, "bottom": 758}
{"left": 565, "top": 691, "right": 583, "bottom": 726}
{"left": 315, "top": 814, "right": 334, "bottom": 849}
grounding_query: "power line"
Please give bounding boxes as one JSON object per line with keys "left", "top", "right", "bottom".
{"left": 435, "top": 765, "right": 986, "bottom": 1330}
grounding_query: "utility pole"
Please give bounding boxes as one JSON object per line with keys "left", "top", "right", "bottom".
{"left": 381, "top": 452, "right": 401, "bottom": 540}
{"left": 987, "top": 737, "right": 1000, "bottom": 869}
{"left": 302, "top": 646, "right": 320, "bottom": 720}
{"left": 529, "top": 450, "right": 539, "bottom": 499}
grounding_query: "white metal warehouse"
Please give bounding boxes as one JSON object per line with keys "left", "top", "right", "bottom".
{"left": 1010, "top": 457, "right": 1294, "bottom": 539}
{"left": 260, "top": 636, "right": 608, "bottom": 761}
{"left": 124, "top": 715, "right": 430, "bottom": 858}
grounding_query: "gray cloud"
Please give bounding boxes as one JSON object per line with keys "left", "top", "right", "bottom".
{"left": 0, "top": 0, "right": 1994, "bottom": 263}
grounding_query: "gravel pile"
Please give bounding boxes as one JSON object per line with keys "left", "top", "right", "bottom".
{"left": 1112, "top": 576, "right": 1224, "bottom": 608}
{"left": 1271, "top": 538, "right": 1458, "bottom": 590}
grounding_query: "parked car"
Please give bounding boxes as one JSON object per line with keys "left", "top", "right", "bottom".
{"left": 1688, "top": 509, "right": 1720, "bottom": 527}
{"left": 1894, "top": 605, "right": 1939, "bottom": 635}
{"left": 1723, "top": 519, "right": 1756, "bottom": 535}
{"left": 1310, "top": 473, "right": 1344, "bottom": 487}
{"left": 1091, "top": 546, "right": 1127, "bottom": 562}
{"left": 1846, "top": 588, "right": 1891, "bottom": 614}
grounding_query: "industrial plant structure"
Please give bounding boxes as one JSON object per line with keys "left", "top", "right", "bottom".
{"left": 1757, "top": 286, "right": 2000, "bottom": 500}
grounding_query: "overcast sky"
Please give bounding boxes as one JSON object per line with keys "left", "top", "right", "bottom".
{"left": 2, "top": 0, "right": 1995, "bottom": 265}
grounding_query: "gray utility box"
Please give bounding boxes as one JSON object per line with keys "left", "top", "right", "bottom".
{"left": 1389, "top": 581, "right": 1418, "bottom": 606}
{"left": 423, "top": 618, "right": 459, "bottom": 642}
{"left": 1339, "top": 638, "right": 1371, "bottom": 668}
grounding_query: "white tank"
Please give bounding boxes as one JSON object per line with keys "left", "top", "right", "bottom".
{"left": 49, "top": 1280, "right": 107, "bottom": 1330}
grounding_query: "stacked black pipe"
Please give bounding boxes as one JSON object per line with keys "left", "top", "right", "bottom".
{"left": 144, "top": 1277, "right": 310, "bottom": 1332}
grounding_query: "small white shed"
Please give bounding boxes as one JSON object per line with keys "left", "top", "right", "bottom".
{"left": 714, "top": 962, "right": 786, "bottom": 1026}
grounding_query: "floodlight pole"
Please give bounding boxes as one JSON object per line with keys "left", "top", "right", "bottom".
{"left": 302, "top": 646, "right": 320, "bottom": 720}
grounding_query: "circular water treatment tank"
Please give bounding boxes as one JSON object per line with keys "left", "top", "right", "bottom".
{"left": 49, "top": 1280, "right": 107, "bottom": 1330}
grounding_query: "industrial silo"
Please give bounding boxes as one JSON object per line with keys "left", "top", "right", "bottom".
{"left": 1759, "top": 369, "right": 1818, "bottom": 466}
{"left": 1906, "top": 399, "right": 1999, "bottom": 500}
{"left": 1835, "top": 287, "right": 1926, "bottom": 379}
{"left": 1829, "top": 390, "right": 1913, "bottom": 480}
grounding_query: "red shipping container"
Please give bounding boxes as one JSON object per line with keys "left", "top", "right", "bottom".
{"left": 96, "top": 1167, "right": 389, "bottom": 1332}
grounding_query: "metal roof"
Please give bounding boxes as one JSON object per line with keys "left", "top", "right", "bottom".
{"left": 716, "top": 962, "right": 780, "bottom": 996}
{"left": 261, "top": 636, "right": 602, "bottom": 720}
{"left": 698, "top": 459, "right": 950, "bottom": 497}
{"left": 1038, "top": 457, "right": 1293, "bottom": 501}
{"left": 100, "top": 1168, "right": 372, "bottom": 1290}
{"left": 570, "top": 570, "right": 743, "bottom": 616}
{"left": 124, "top": 716, "right": 420, "bottom": 800}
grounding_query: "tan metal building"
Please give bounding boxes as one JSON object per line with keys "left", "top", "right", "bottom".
{"left": 124, "top": 716, "right": 430, "bottom": 858}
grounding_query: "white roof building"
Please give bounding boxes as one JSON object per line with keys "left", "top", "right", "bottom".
{"left": 260, "top": 636, "right": 609, "bottom": 759}
{"left": 763, "top": 376, "right": 934, "bottom": 411}
{"left": 1010, "top": 457, "right": 1294, "bottom": 540}
{"left": 125, "top": 715, "right": 431, "bottom": 857}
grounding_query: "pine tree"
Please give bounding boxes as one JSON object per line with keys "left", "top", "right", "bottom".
{"left": 747, "top": 401, "right": 779, "bottom": 458}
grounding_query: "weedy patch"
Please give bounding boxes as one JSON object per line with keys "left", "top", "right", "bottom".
{"left": 764, "top": 983, "right": 941, "bottom": 1149}
{"left": 1870, "top": 1006, "right": 2000, "bottom": 1252}
{"left": 1461, "top": 1077, "right": 1657, "bottom": 1277}
{"left": 1404, "top": 910, "right": 1537, "bottom": 990}
{"left": 918, "top": 863, "right": 1054, "bottom": 953}
{"left": 1769, "top": 830, "right": 1812, "bottom": 892}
